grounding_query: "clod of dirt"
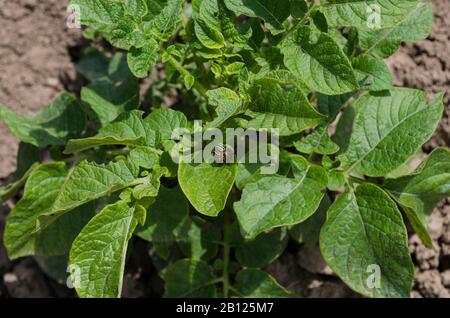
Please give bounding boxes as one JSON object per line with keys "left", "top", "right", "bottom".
{"left": 414, "top": 270, "right": 450, "bottom": 298}
{"left": 266, "top": 253, "right": 358, "bottom": 298}
{"left": 3, "top": 259, "right": 53, "bottom": 298}
{"left": 410, "top": 235, "right": 441, "bottom": 271}
{"left": 441, "top": 270, "right": 450, "bottom": 288}
{"left": 296, "top": 245, "right": 334, "bottom": 276}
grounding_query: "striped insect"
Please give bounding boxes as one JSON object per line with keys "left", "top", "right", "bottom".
{"left": 214, "top": 144, "right": 233, "bottom": 164}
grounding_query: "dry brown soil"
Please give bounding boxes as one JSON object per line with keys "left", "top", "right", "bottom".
{"left": 0, "top": 0, "right": 449, "bottom": 298}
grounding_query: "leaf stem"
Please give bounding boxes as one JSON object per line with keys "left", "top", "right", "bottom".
{"left": 222, "top": 210, "right": 231, "bottom": 298}
{"left": 159, "top": 47, "right": 209, "bottom": 100}
{"left": 281, "top": 3, "right": 317, "bottom": 43}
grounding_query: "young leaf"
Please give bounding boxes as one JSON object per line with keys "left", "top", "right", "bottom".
{"left": 0, "top": 94, "right": 85, "bottom": 147}
{"left": 246, "top": 78, "right": 325, "bottom": 136}
{"left": 65, "top": 110, "right": 159, "bottom": 154}
{"left": 234, "top": 156, "right": 327, "bottom": 239}
{"left": 319, "top": 0, "right": 419, "bottom": 30}
{"left": 194, "top": 0, "right": 226, "bottom": 49}
{"left": 206, "top": 87, "right": 243, "bottom": 128}
{"left": 69, "top": 201, "right": 143, "bottom": 298}
{"left": 294, "top": 125, "right": 340, "bottom": 155}
{"left": 339, "top": 89, "right": 444, "bottom": 177}
{"left": 384, "top": 148, "right": 450, "bottom": 248}
{"left": 143, "top": 0, "right": 184, "bottom": 41}
{"left": 281, "top": 27, "right": 359, "bottom": 95}
{"left": 144, "top": 108, "right": 189, "bottom": 140}
{"left": 224, "top": 0, "right": 291, "bottom": 35}
{"left": 178, "top": 162, "right": 237, "bottom": 217}
{"left": 70, "top": 0, "right": 125, "bottom": 32}
{"left": 124, "top": 0, "right": 148, "bottom": 18}
{"left": 127, "top": 38, "right": 159, "bottom": 78}
{"left": 320, "top": 183, "right": 414, "bottom": 298}
{"left": 129, "top": 146, "right": 160, "bottom": 170}
{"left": 4, "top": 163, "right": 94, "bottom": 259}
{"left": 162, "top": 259, "right": 218, "bottom": 297}
{"left": 234, "top": 269, "right": 294, "bottom": 298}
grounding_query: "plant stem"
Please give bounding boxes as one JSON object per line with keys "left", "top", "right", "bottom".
{"left": 159, "top": 47, "right": 209, "bottom": 100}
{"left": 280, "top": 3, "right": 317, "bottom": 43}
{"left": 222, "top": 210, "right": 231, "bottom": 298}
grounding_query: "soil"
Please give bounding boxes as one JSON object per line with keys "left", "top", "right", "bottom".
{"left": 0, "top": 0, "right": 449, "bottom": 298}
{"left": 0, "top": 0, "right": 84, "bottom": 178}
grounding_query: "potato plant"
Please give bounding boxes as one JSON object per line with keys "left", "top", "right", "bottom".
{"left": 0, "top": 0, "right": 449, "bottom": 298}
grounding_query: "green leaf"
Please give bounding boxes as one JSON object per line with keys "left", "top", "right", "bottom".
{"left": 294, "top": 125, "right": 340, "bottom": 155}
{"left": 234, "top": 269, "right": 294, "bottom": 298}
{"left": 136, "top": 186, "right": 189, "bottom": 242}
{"left": 65, "top": 110, "right": 159, "bottom": 154}
{"left": 384, "top": 148, "right": 450, "bottom": 248}
{"left": 234, "top": 156, "right": 327, "bottom": 239}
{"left": 69, "top": 201, "right": 142, "bottom": 298}
{"left": 131, "top": 166, "right": 168, "bottom": 200}
{"left": 224, "top": 0, "right": 290, "bottom": 35}
{"left": 0, "top": 163, "right": 39, "bottom": 203}
{"left": 13, "top": 142, "right": 41, "bottom": 180}
{"left": 70, "top": 0, "right": 124, "bottom": 32}
{"left": 339, "top": 89, "right": 444, "bottom": 177}
{"left": 327, "top": 169, "right": 346, "bottom": 191}
{"left": 129, "top": 146, "right": 160, "bottom": 169}
{"left": 39, "top": 160, "right": 140, "bottom": 230}
{"left": 294, "top": 93, "right": 351, "bottom": 155}
{"left": 143, "top": 0, "right": 184, "bottom": 41}
{"left": 144, "top": 108, "right": 189, "bottom": 140}
{"left": 320, "top": 183, "right": 414, "bottom": 298}
{"left": 289, "top": 194, "right": 330, "bottom": 246}
{"left": 178, "top": 217, "right": 221, "bottom": 261}
{"left": 162, "top": 259, "right": 218, "bottom": 297}
{"left": 178, "top": 162, "right": 237, "bottom": 217}
{"left": 235, "top": 228, "right": 288, "bottom": 268}
{"left": 124, "top": 0, "right": 148, "bottom": 18}
{"left": 76, "top": 50, "right": 110, "bottom": 81}
{"left": 320, "top": 0, "right": 419, "bottom": 30}
{"left": 235, "top": 161, "right": 266, "bottom": 190}
{"left": 127, "top": 38, "right": 159, "bottom": 78}
{"left": 352, "top": 55, "right": 393, "bottom": 91}
{"left": 246, "top": 78, "right": 325, "bottom": 136}
{"left": 35, "top": 255, "right": 70, "bottom": 285}
{"left": 0, "top": 93, "right": 85, "bottom": 147}
{"left": 359, "top": 2, "right": 433, "bottom": 57}
{"left": 332, "top": 103, "right": 357, "bottom": 154}
{"left": 4, "top": 163, "right": 94, "bottom": 259}
{"left": 206, "top": 87, "right": 243, "bottom": 128}
{"left": 281, "top": 27, "right": 359, "bottom": 95}
{"left": 194, "top": 0, "right": 250, "bottom": 49}
{"left": 194, "top": 0, "right": 225, "bottom": 49}
{"left": 80, "top": 53, "right": 139, "bottom": 127}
